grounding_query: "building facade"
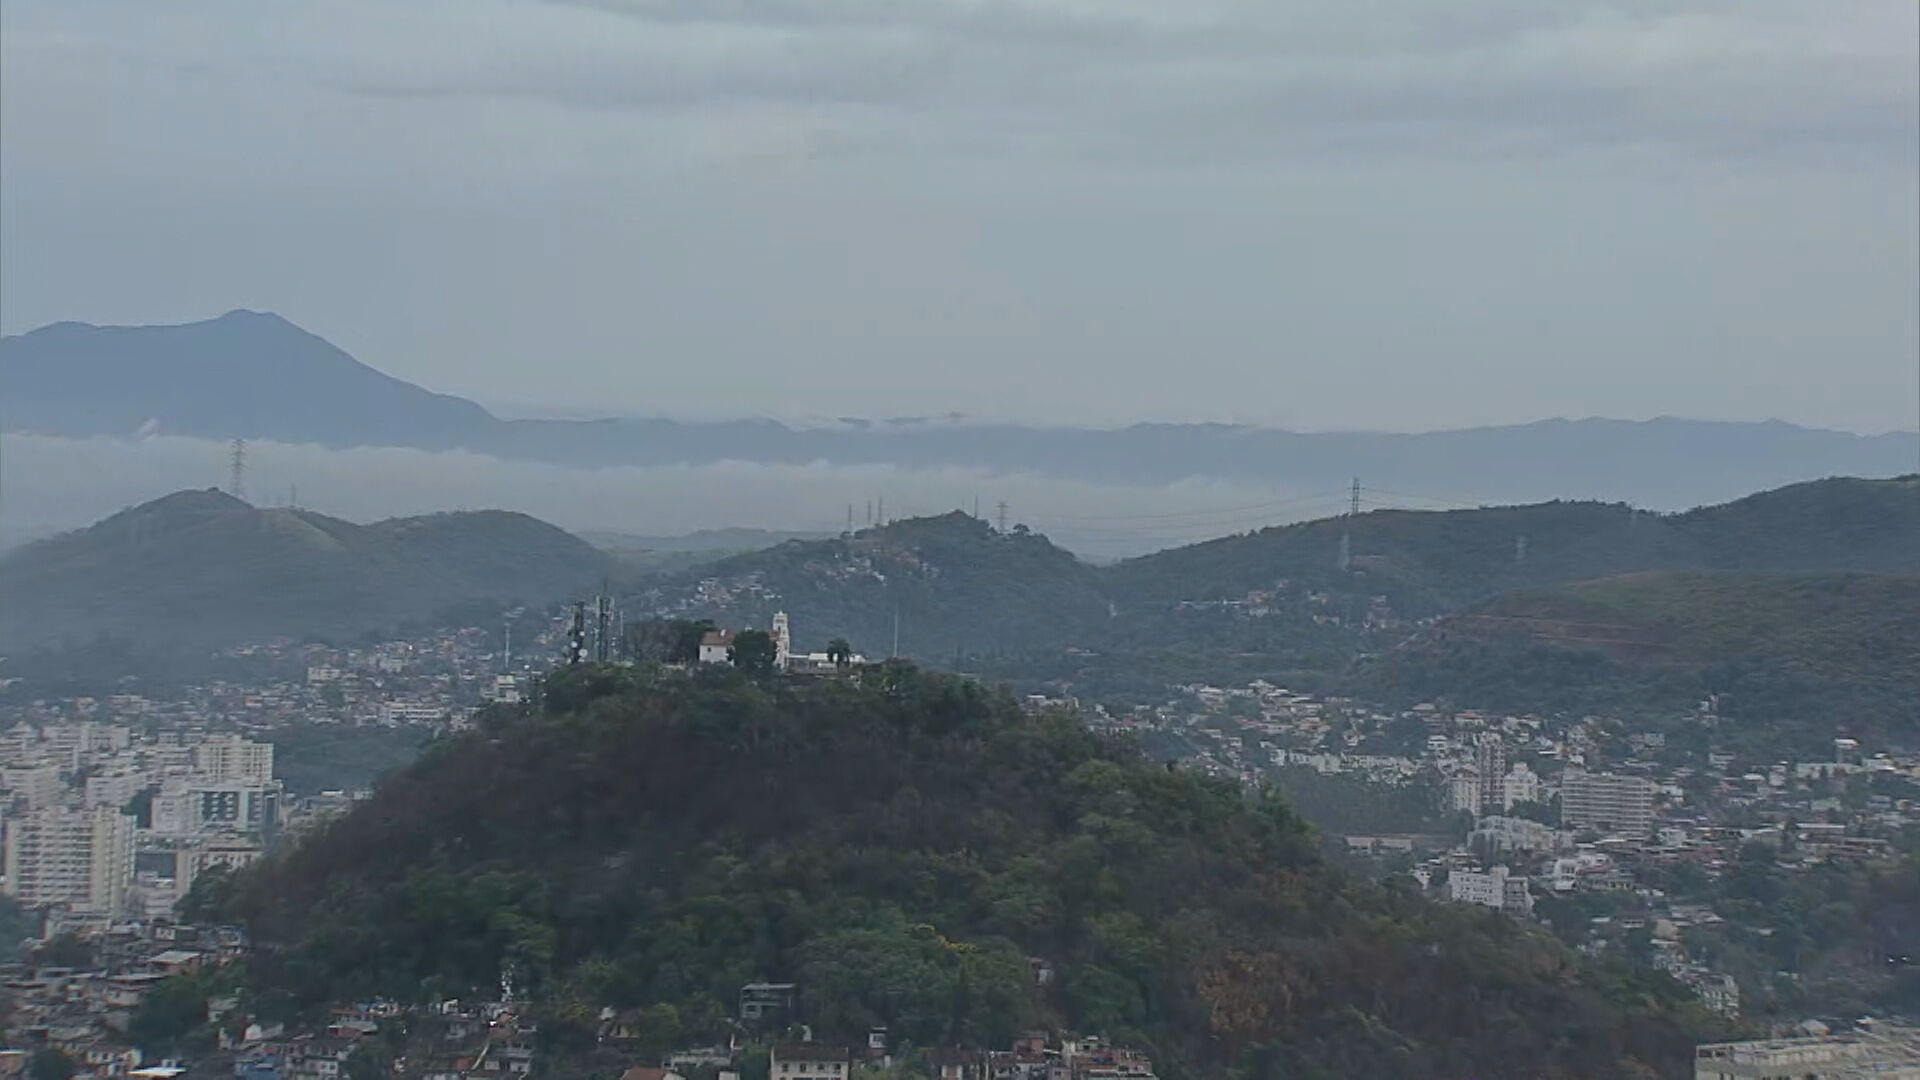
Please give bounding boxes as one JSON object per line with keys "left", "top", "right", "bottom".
{"left": 1560, "top": 771, "right": 1655, "bottom": 836}
{"left": 3, "top": 805, "right": 135, "bottom": 915}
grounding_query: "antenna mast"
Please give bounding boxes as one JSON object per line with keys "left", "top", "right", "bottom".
{"left": 229, "top": 439, "right": 248, "bottom": 502}
{"left": 567, "top": 601, "right": 588, "bottom": 665}
{"left": 594, "top": 585, "right": 613, "bottom": 663}
{"left": 1338, "top": 476, "right": 1358, "bottom": 571}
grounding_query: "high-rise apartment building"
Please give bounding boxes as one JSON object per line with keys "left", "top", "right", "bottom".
{"left": 1560, "top": 771, "right": 1655, "bottom": 836}
{"left": 3, "top": 805, "right": 135, "bottom": 915}
{"left": 190, "top": 735, "right": 275, "bottom": 784}
{"left": 1473, "top": 733, "right": 1508, "bottom": 813}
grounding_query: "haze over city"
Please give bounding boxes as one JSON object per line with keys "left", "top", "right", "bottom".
{"left": 4, "top": 3, "right": 1920, "bottom": 1078}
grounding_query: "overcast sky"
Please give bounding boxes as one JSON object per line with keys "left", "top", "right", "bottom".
{"left": 3, "top": 0, "right": 1915, "bottom": 433}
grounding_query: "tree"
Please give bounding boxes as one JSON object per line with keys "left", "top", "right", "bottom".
{"left": 730, "top": 630, "right": 778, "bottom": 675}
{"left": 31, "top": 933, "right": 92, "bottom": 968}
{"left": 629, "top": 619, "right": 716, "bottom": 665}
{"left": 825, "top": 638, "right": 854, "bottom": 671}
{"left": 28, "top": 1049, "right": 74, "bottom": 1080}
{"left": 130, "top": 972, "right": 215, "bottom": 1055}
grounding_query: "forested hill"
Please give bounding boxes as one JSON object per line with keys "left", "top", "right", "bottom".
{"left": 631, "top": 512, "right": 1113, "bottom": 658}
{"left": 1102, "top": 475, "right": 1920, "bottom": 615}
{"left": 1351, "top": 571, "right": 1920, "bottom": 747}
{"left": 198, "top": 664, "right": 1719, "bottom": 1079}
{"left": 637, "top": 476, "right": 1919, "bottom": 662}
{"left": 0, "top": 489, "right": 618, "bottom": 657}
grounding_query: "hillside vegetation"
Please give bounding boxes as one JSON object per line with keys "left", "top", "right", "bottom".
{"left": 633, "top": 513, "right": 1114, "bottom": 658}
{"left": 1104, "top": 476, "right": 1920, "bottom": 615}
{"left": 199, "top": 664, "right": 1719, "bottom": 1080}
{"left": 632, "top": 479, "right": 1919, "bottom": 723}
{"left": 0, "top": 489, "right": 618, "bottom": 658}
{"left": 1353, "top": 571, "right": 1920, "bottom": 747}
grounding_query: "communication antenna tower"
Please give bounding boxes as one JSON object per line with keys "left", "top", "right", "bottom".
{"left": 566, "top": 601, "right": 588, "bottom": 665}
{"left": 229, "top": 439, "right": 248, "bottom": 501}
{"left": 594, "top": 586, "right": 613, "bottom": 663}
{"left": 1339, "top": 475, "right": 1357, "bottom": 571}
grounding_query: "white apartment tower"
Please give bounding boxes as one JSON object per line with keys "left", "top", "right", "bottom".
{"left": 191, "top": 735, "right": 275, "bottom": 784}
{"left": 1560, "top": 771, "right": 1655, "bottom": 836}
{"left": 3, "top": 805, "right": 135, "bottom": 916}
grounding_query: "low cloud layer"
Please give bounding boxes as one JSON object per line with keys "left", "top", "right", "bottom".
{"left": 1, "top": 433, "right": 1351, "bottom": 559}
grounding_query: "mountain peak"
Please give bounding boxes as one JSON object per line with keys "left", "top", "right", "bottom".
{"left": 213, "top": 308, "right": 294, "bottom": 326}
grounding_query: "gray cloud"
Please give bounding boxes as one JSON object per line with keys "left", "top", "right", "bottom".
{"left": 1, "top": 0, "right": 1914, "bottom": 434}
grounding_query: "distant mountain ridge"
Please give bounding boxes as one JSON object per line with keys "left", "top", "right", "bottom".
{"left": 1, "top": 311, "right": 494, "bottom": 448}
{"left": 4, "top": 311, "right": 1915, "bottom": 508}
{"left": 0, "top": 488, "right": 617, "bottom": 659}
{"left": 633, "top": 476, "right": 1920, "bottom": 661}
{"left": 1104, "top": 475, "right": 1920, "bottom": 614}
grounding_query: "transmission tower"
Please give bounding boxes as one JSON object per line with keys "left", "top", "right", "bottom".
{"left": 228, "top": 439, "right": 248, "bottom": 501}
{"left": 1349, "top": 476, "right": 1361, "bottom": 517}
{"left": 996, "top": 500, "right": 1009, "bottom": 533}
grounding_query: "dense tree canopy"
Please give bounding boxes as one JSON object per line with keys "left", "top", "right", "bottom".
{"left": 205, "top": 663, "right": 1720, "bottom": 1079}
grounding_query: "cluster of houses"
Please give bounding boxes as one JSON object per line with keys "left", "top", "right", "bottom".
{"left": 0, "top": 922, "right": 244, "bottom": 1076}
{"left": 1097, "top": 679, "right": 1920, "bottom": 1023}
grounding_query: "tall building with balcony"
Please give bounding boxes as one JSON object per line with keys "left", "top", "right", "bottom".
{"left": 1560, "top": 771, "right": 1655, "bottom": 836}
{"left": 2, "top": 805, "right": 135, "bottom": 916}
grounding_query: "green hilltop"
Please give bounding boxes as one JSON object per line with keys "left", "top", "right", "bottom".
{"left": 627, "top": 478, "right": 1920, "bottom": 737}
{"left": 638, "top": 477, "right": 1920, "bottom": 658}
{"left": 0, "top": 489, "right": 620, "bottom": 660}
{"left": 196, "top": 664, "right": 1720, "bottom": 1079}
